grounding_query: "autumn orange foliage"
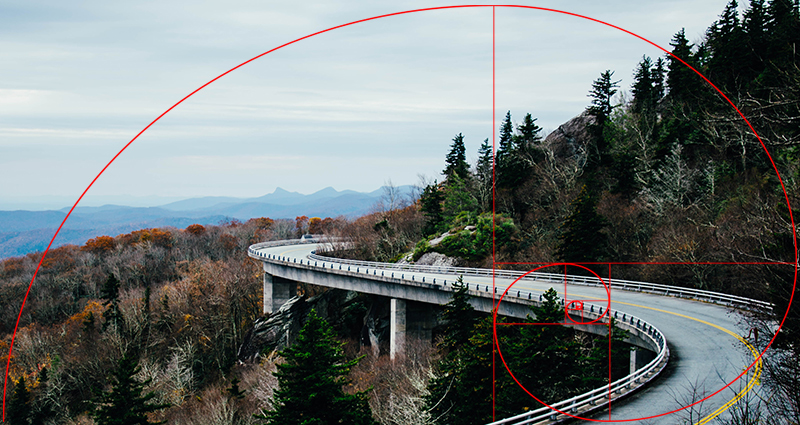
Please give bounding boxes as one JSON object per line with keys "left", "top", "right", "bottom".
{"left": 82, "top": 235, "right": 116, "bottom": 253}
{"left": 117, "top": 228, "right": 173, "bottom": 248}
{"left": 185, "top": 224, "right": 206, "bottom": 235}
{"left": 307, "top": 217, "right": 322, "bottom": 234}
{"left": 247, "top": 217, "right": 274, "bottom": 230}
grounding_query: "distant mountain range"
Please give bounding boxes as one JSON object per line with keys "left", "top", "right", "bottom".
{"left": 0, "top": 186, "right": 414, "bottom": 259}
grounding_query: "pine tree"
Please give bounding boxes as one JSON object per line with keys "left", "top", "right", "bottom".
{"left": 426, "top": 316, "right": 507, "bottom": 425}
{"left": 92, "top": 352, "right": 169, "bottom": 425}
{"left": 439, "top": 276, "right": 479, "bottom": 352}
{"left": 259, "top": 309, "right": 376, "bottom": 425}
{"left": 742, "top": 0, "right": 768, "bottom": 83}
{"left": 496, "top": 111, "right": 525, "bottom": 188}
{"left": 514, "top": 113, "right": 545, "bottom": 167}
{"left": 442, "top": 173, "right": 478, "bottom": 224}
{"left": 101, "top": 273, "right": 123, "bottom": 332}
{"left": 225, "top": 377, "right": 247, "bottom": 424}
{"left": 225, "top": 377, "right": 246, "bottom": 400}
{"left": 475, "top": 138, "right": 494, "bottom": 212}
{"left": 586, "top": 70, "right": 620, "bottom": 166}
{"left": 706, "top": 0, "right": 746, "bottom": 92}
{"left": 443, "top": 133, "right": 470, "bottom": 181}
{"left": 652, "top": 57, "right": 666, "bottom": 101}
{"left": 765, "top": 0, "right": 800, "bottom": 74}
{"left": 555, "top": 185, "right": 608, "bottom": 264}
{"left": 631, "top": 56, "right": 662, "bottom": 162}
{"left": 511, "top": 288, "right": 587, "bottom": 404}
{"left": 666, "top": 29, "right": 697, "bottom": 103}
{"left": 632, "top": 56, "right": 655, "bottom": 115}
{"left": 515, "top": 113, "right": 543, "bottom": 147}
{"left": 419, "top": 182, "right": 445, "bottom": 236}
{"left": 6, "top": 376, "right": 32, "bottom": 425}
{"left": 662, "top": 28, "right": 711, "bottom": 161}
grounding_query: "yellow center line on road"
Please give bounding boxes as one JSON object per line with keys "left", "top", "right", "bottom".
{"left": 602, "top": 299, "right": 762, "bottom": 425}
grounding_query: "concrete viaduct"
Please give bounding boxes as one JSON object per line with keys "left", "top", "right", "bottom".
{"left": 249, "top": 239, "right": 768, "bottom": 424}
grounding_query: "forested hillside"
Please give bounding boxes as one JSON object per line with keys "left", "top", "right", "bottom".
{"left": 327, "top": 1, "right": 799, "bottom": 422}
{"left": 1, "top": 1, "right": 798, "bottom": 424}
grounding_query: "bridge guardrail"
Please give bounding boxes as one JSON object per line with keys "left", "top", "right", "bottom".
{"left": 303, "top": 251, "right": 772, "bottom": 312}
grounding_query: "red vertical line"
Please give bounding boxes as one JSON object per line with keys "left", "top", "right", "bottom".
{"left": 608, "top": 263, "right": 612, "bottom": 420}
{"left": 564, "top": 265, "right": 568, "bottom": 322}
{"left": 491, "top": 6, "right": 496, "bottom": 422}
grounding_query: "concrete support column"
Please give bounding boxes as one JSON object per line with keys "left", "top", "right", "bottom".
{"left": 263, "top": 271, "right": 297, "bottom": 315}
{"left": 630, "top": 349, "right": 638, "bottom": 375}
{"left": 390, "top": 298, "right": 406, "bottom": 360}
{"left": 263, "top": 273, "right": 273, "bottom": 315}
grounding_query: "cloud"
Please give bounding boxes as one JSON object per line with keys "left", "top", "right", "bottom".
{"left": 0, "top": 0, "right": 736, "bottom": 207}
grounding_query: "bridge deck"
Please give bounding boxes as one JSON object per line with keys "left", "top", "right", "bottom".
{"left": 252, "top": 242, "right": 758, "bottom": 424}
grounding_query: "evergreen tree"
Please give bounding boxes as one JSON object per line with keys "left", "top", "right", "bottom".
{"left": 586, "top": 70, "right": 620, "bottom": 166}
{"left": 610, "top": 148, "right": 640, "bottom": 197}
{"left": 101, "top": 273, "right": 123, "bottom": 332}
{"left": 419, "top": 182, "right": 445, "bottom": 236}
{"left": 443, "top": 133, "right": 470, "bottom": 181}
{"left": 742, "top": 0, "right": 768, "bottom": 83}
{"left": 706, "top": 0, "right": 746, "bottom": 92}
{"left": 631, "top": 56, "right": 663, "bottom": 162}
{"left": 6, "top": 376, "right": 32, "bottom": 425}
{"left": 92, "top": 352, "right": 169, "bottom": 425}
{"left": 666, "top": 29, "right": 698, "bottom": 103}
{"left": 475, "top": 138, "right": 494, "bottom": 212}
{"left": 426, "top": 315, "right": 515, "bottom": 425}
{"left": 555, "top": 185, "right": 608, "bottom": 264}
{"left": 631, "top": 56, "right": 656, "bottom": 115}
{"left": 259, "top": 309, "right": 376, "bottom": 425}
{"left": 662, "top": 28, "right": 713, "bottom": 162}
{"left": 439, "top": 276, "right": 479, "bottom": 352}
{"left": 442, "top": 174, "right": 478, "bottom": 224}
{"left": 585, "top": 318, "right": 631, "bottom": 383}
{"left": 496, "top": 111, "right": 525, "bottom": 188}
{"left": 652, "top": 57, "right": 666, "bottom": 101}
{"left": 514, "top": 113, "right": 545, "bottom": 167}
{"left": 511, "top": 288, "right": 587, "bottom": 404}
{"left": 225, "top": 377, "right": 247, "bottom": 424}
{"left": 765, "top": 0, "right": 800, "bottom": 74}
{"left": 225, "top": 377, "right": 246, "bottom": 400}
{"left": 515, "top": 113, "right": 543, "bottom": 148}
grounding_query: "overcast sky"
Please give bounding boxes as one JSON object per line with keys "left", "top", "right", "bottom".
{"left": 0, "top": 0, "right": 734, "bottom": 210}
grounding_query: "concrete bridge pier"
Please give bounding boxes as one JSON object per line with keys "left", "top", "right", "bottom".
{"left": 390, "top": 298, "right": 406, "bottom": 359}
{"left": 389, "top": 298, "right": 436, "bottom": 360}
{"left": 630, "top": 348, "right": 656, "bottom": 375}
{"left": 263, "top": 272, "right": 297, "bottom": 315}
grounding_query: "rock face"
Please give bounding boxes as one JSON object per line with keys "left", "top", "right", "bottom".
{"left": 416, "top": 252, "right": 458, "bottom": 267}
{"left": 238, "top": 287, "right": 444, "bottom": 361}
{"left": 543, "top": 110, "right": 595, "bottom": 159}
{"left": 238, "top": 289, "right": 392, "bottom": 361}
{"left": 238, "top": 289, "right": 350, "bottom": 360}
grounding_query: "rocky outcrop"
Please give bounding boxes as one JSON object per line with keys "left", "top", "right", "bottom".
{"left": 415, "top": 252, "right": 458, "bottom": 267}
{"left": 237, "top": 289, "right": 393, "bottom": 361}
{"left": 543, "top": 110, "right": 594, "bottom": 159}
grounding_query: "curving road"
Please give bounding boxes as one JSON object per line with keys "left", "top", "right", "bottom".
{"left": 250, "top": 241, "right": 762, "bottom": 425}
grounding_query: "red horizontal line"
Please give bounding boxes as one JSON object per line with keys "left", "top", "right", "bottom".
{"left": 497, "top": 322, "right": 609, "bottom": 326}
{"left": 493, "top": 261, "right": 794, "bottom": 265}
